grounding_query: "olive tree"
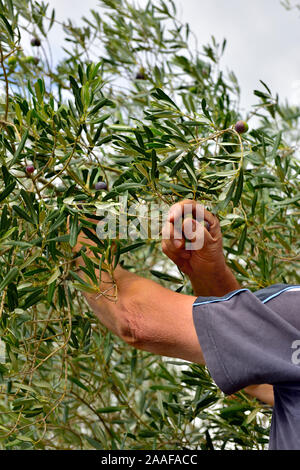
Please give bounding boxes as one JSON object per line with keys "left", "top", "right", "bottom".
{"left": 0, "top": 0, "right": 299, "bottom": 450}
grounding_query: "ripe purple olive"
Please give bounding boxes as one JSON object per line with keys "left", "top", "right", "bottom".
{"left": 235, "top": 120, "right": 249, "bottom": 134}
{"left": 135, "top": 67, "right": 146, "bottom": 80}
{"left": 31, "top": 37, "right": 41, "bottom": 47}
{"left": 95, "top": 181, "right": 107, "bottom": 190}
{"left": 26, "top": 165, "right": 35, "bottom": 174}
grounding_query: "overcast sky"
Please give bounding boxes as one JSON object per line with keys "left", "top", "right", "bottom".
{"left": 44, "top": 0, "right": 300, "bottom": 112}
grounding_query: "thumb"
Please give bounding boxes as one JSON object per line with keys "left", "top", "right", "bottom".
{"left": 183, "top": 218, "right": 211, "bottom": 251}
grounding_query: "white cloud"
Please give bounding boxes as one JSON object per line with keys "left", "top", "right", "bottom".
{"left": 44, "top": 0, "right": 300, "bottom": 109}
{"left": 173, "top": 0, "right": 300, "bottom": 110}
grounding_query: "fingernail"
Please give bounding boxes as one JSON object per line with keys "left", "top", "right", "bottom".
{"left": 174, "top": 240, "right": 182, "bottom": 249}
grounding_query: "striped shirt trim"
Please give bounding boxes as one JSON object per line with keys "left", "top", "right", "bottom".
{"left": 193, "top": 285, "right": 300, "bottom": 307}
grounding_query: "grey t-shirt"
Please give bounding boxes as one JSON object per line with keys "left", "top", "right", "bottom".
{"left": 192, "top": 284, "right": 300, "bottom": 450}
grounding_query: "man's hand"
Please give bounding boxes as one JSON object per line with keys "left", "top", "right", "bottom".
{"left": 69, "top": 212, "right": 273, "bottom": 406}
{"left": 69, "top": 216, "right": 204, "bottom": 364}
{"left": 162, "top": 200, "right": 240, "bottom": 297}
{"left": 162, "top": 199, "right": 223, "bottom": 277}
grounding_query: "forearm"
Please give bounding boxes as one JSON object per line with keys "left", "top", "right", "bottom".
{"left": 121, "top": 275, "right": 202, "bottom": 362}
{"left": 77, "top": 263, "right": 138, "bottom": 339}
{"left": 189, "top": 262, "right": 241, "bottom": 297}
{"left": 82, "top": 265, "right": 274, "bottom": 407}
{"left": 243, "top": 384, "right": 274, "bottom": 407}
{"left": 78, "top": 262, "right": 204, "bottom": 364}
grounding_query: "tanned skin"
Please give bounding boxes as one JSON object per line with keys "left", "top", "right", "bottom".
{"left": 73, "top": 200, "right": 274, "bottom": 407}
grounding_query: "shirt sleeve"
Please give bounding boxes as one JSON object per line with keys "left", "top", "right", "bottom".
{"left": 192, "top": 287, "right": 300, "bottom": 395}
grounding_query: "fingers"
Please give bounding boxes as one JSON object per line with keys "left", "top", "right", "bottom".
{"left": 182, "top": 217, "right": 209, "bottom": 251}
{"left": 168, "top": 200, "right": 210, "bottom": 226}
{"left": 183, "top": 217, "right": 200, "bottom": 241}
{"left": 162, "top": 221, "right": 191, "bottom": 260}
{"left": 162, "top": 220, "right": 183, "bottom": 249}
{"left": 168, "top": 200, "right": 198, "bottom": 223}
{"left": 167, "top": 199, "right": 220, "bottom": 239}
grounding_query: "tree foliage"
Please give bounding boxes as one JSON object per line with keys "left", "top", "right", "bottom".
{"left": 0, "top": 0, "right": 299, "bottom": 450}
{"left": 281, "top": 0, "right": 300, "bottom": 11}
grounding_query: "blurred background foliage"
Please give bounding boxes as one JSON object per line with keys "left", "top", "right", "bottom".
{"left": 281, "top": 0, "right": 300, "bottom": 11}
{"left": 0, "top": 0, "right": 299, "bottom": 449}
